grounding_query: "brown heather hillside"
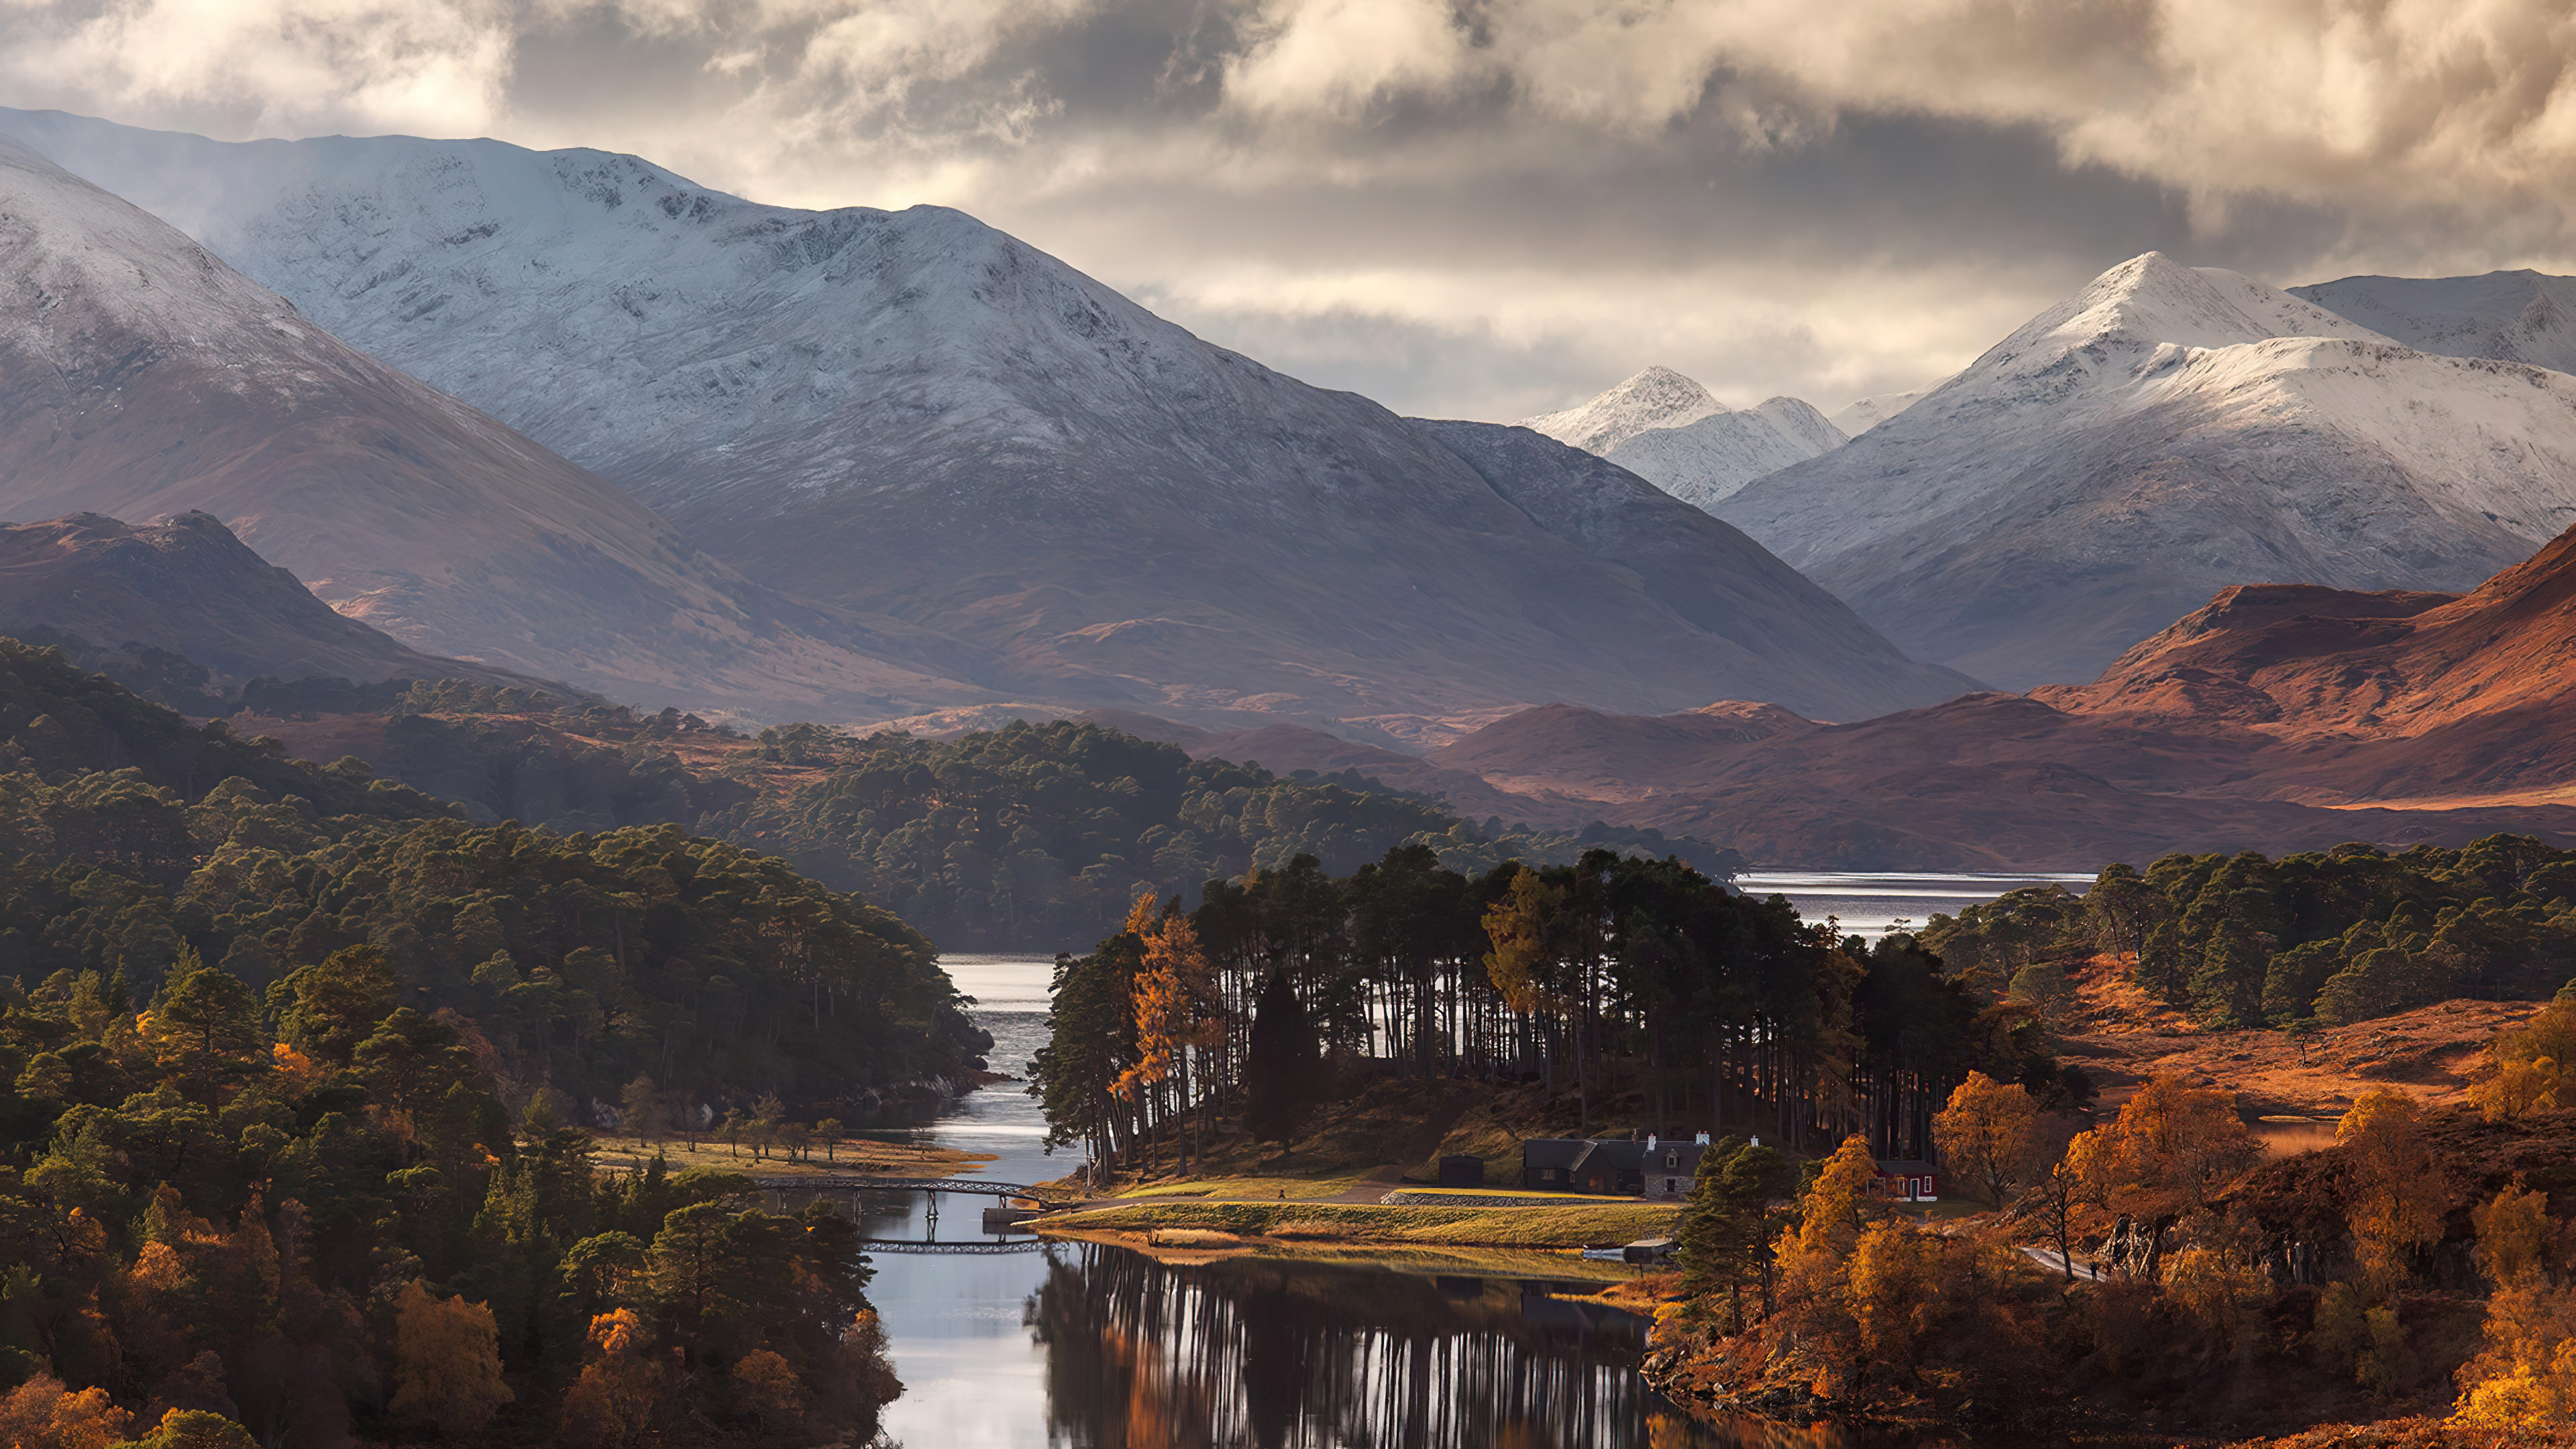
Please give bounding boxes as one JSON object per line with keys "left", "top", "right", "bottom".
{"left": 0, "top": 511, "right": 543, "bottom": 694}
{"left": 1353, "top": 523, "right": 2576, "bottom": 869}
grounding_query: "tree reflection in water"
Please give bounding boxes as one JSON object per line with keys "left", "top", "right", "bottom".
{"left": 1022, "top": 1246, "right": 1870, "bottom": 1449}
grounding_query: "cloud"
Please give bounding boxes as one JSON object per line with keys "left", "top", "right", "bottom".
{"left": 0, "top": 0, "right": 521, "bottom": 138}
{"left": 8, "top": 0, "right": 2576, "bottom": 419}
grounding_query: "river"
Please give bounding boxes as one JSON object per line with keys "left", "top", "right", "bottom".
{"left": 856, "top": 873, "right": 2073, "bottom": 1446}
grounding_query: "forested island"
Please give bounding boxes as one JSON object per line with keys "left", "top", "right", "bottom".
{"left": 0, "top": 641, "right": 975, "bottom": 1447}
{"left": 1022, "top": 837, "right": 2576, "bottom": 1444}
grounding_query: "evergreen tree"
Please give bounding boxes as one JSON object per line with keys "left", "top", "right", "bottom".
{"left": 1676, "top": 1137, "right": 1794, "bottom": 1328}
{"left": 1242, "top": 968, "right": 1319, "bottom": 1150}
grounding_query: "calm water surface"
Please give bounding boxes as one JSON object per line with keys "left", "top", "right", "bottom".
{"left": 1735, "top": 871, "right": 2092, "bottom": 938}
{"left": 865, "top": 872, "right": 2039, "bottom": 1446}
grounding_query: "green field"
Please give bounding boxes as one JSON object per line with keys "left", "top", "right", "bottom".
{"left": 1037, "top": 1197, "right": 1681, "bottom": 1249}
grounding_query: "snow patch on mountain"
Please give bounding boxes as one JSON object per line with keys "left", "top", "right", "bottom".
{"left": 1829, "top": 385, "right": 1935, "bottom": 435}
{"left": 2292, "top": 270, "right": 2576, "bottom": 377}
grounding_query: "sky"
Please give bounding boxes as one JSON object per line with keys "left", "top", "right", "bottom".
{"left": 7, "top": 1, "right": 2576, "bottom": 421}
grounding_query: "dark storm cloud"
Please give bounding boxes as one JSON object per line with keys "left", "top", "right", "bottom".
{"left": 7, "top": 0, "right": 2575, "bottom": 417}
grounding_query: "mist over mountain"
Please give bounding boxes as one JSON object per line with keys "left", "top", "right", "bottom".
{"left": 1714, "top": 252, "right": 2576, "bottom": 688}
{"left": 0, "top": 109, "right": 1974, "bottom": 731}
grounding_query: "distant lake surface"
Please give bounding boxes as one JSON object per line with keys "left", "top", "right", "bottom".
{"left": 1735, "top": 869, "right": 2094, "bottom": 938}
{"left": 865, "top": 871, "right": 2054, "bottom": 1446}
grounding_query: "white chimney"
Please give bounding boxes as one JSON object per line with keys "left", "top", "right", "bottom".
{"left": 1693, "top": 1131, "right": 1710, "bottom": 1145}
{"left": 1647, "top": 1134, "right": 1658, "bottom": 1150}
{"left": 1750, "top": 1136, "right": 1761, "bottom": 1148}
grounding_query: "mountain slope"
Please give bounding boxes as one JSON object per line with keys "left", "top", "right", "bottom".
{"left": 0, "top": 133, "right": 987, "bottom": 720}
{"left": 0, "top": 511, "right": 540, "bottom": 694}
{"left": 1411, "top": 421, "right": 1973, "bottom": 720}
{"left": 2034, "top": 519, "right": 2576, "bottom": 802}
{"left": 0, "top": 110, "right": 1972, "bottom": 729}
{"left": 1521, "top": 368, "right": 1846, "bottom": 508}
{"left": 2293, "top": 270, "right": 2576, "bottom": 376}
{"left": 1829, "top": 386, "right": 1935, "bottom": 436}
{"left": 1715, "top": 252, "right": 2576, "bottom": 688}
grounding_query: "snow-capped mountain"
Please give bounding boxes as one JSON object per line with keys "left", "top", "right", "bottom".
{"left": 1715, "top": 252, "right": 2576, "bottom": 688}
{"left": 0, "top": 133, "right": 986, "bottom": 718}
{"left": 1829, "top": 386, "right": 1935, "bottom": 436}
{"left": 0, "top": 109, "right": 1976, "bottom": 728}
{"left": 1520, "top": 366, "right": 1725, "bottom": 453}
{"left": 1520, "top": 369, "right": 1846, "bottom": 509}
{"left": 2292, "top": 270, "right": 2576, "bottom": 376}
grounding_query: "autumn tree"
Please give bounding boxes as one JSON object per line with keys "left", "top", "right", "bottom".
{"left": 1774, "top": 1135, "right": 1879, "bottom": 1307}
{"left": 2336, "top": 1089, "right": 2451, "bottom": 1286}
{"left": 1931, "top": 1072, "right": 2041, "bottom": 1209}
{"left": 388, "top": 1280, "right": 513, "bottom": 1435}
{"left": 2470, "top": 998, "right": 2575, "bottom": 1122}
{"left": 120, "top": 1409, "right": 258, "bottom": 1449}
{"left": 1482, "top": 867, "right": 1568, "bottom": 1087}
{"left": 561, "top": 1307, "right": 661, "bottom": 1449}
{"left": 2453, "top": 1177, "right": 2576, "bottom": 1433}
{"left": 1113, "top": 894, "right": 1220, "bottom": 1172}
{"left": 731, "top": 1348, "right": 806, "bottom": 1433}
{"left": 0, "top": 1373, "right": 133, "bottom": 1449}
{"left": 2065, "top": 1075, "right": 2258, "bottom": 1279}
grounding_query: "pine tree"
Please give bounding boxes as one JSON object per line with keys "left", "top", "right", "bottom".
{"left": 1676, "top": 1137, "right": 1794, "bottom": 1328}
{"left": 1242, "top": 968, "right": 1318, "bottom": 1150}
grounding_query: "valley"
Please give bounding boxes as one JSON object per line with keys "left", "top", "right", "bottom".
{"left": 1, "top": 77, "right": 2575, "bottom": 1449}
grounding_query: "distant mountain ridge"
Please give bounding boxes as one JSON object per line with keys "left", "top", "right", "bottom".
{"left": 1714, "top": 252, "right": 2576, "bottom": 688}
{"left": 0, "top": 108, "right": 1976, "bottom": 731}
{"left": 2294, "top": 270, "right": 2576, "bottom": 376}
{"left": 1519, "top": 367, "right": 1848, "bottom": 508}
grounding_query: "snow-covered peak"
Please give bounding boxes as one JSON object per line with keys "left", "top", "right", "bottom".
{"left": 2292, "top": 270, "right": 2576, "bottom": 376}
{"left": 1520, "top": 366, "right": 1725, "bottom": 454}
{"left": 1970, "top": 252, "right": 2388, "bottom": 387}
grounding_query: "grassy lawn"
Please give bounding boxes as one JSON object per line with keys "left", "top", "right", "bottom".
{"left": 1380, "top": 1185, "right": 1607, "bottom": 1201}
{"left": 588, "top": 1134, "right": 990, "bottom": 1179}
{"left": 1038, "top": 1197, "right": 1680, "bottom": 1249}
{"left": 1114, "top": 1175, "right": 1366, "bottom": 1201}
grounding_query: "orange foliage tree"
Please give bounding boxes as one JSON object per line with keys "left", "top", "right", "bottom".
{"left": 2452, "top": 1178, "right": 2576, "bottom": 1433}
{"left": 1112, "top": 894, "right": 1222, "bottom": 1172}
{"left": 0, "top": 1373, "right": 133, "bottom": 1449}
{"left": 560, "top": 1307, "right": 662, "bottom": 1449}
{"left": 2334, "top": 1089, "right": 2451, "bottom": 1286}
{"left": 2469, "top": 998, "right": 2574, "bottom": 1122}
{"left": 2063, "top": 1075, "right": 2258, "bottom": 1279}
{"left": 1931, "top": 1071, "right": 2040, "bottom": 1208}
{"left": 387, "top": 1279, "right": 513, "bottom": 1435}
